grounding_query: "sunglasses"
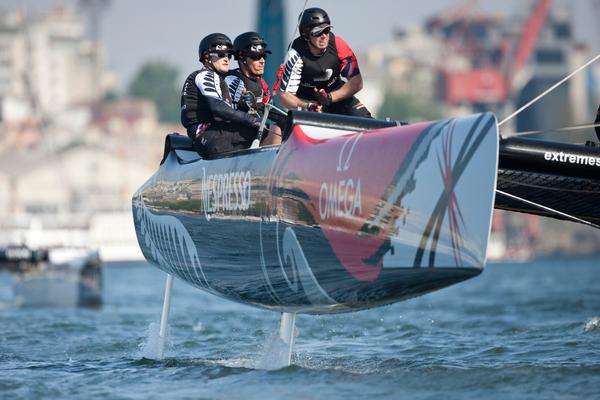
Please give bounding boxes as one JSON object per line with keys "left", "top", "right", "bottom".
{"left": 310, "top": 27, "right": 331, "bottom": 37}
{"left": 209, "top": 52, "right": 232, "bottom": 59}
{"left": 247, "top": 53, "right": 268, "bottom": 61}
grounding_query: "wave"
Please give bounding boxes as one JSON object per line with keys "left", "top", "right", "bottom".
{"left": 583, "top": 317, "right": 600, "bottom": 332}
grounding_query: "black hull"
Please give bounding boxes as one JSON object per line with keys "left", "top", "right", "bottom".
{"left": 133, "top": 212, "right": 480, "bottom": 314}
{"left": 133, "top": 112, "right": 498, "bottom": 314}
{"left": 496, "top": 137, "right": 600, "bottom": 225}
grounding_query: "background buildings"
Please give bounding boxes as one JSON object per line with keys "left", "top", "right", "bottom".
{"left": 0, "top": 0, "right": 598, "bottom": 260}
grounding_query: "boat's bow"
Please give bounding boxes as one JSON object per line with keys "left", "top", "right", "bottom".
{"left": 132, "top": 112, "right": 499, "bottom": 314}
{"left": 264, "top": 112, "right": 499, "bottom": 311}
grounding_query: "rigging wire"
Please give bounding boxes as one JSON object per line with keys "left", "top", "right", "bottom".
{"left": 496, "top": 190, "right": 600, "bottom": 230}
{"left": 288, "top": 0, "right": 309, "bottom": 51}
{"left": 269, "top": 0, "right": 308, "bottom": 98}
{"left": 511, "top": 122, "right": 600, "bottom": 137}
{"left": 498, "top": 53, "right": 600, "bottom": 128}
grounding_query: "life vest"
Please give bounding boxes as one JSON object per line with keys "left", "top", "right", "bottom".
{"left": 227, "top": 68, "right": 271, "bottom": 105}
{"left": 290, "top": 33, "right": 343, "bottom": 100}
{"left": 181, "top": 68, "right": 233, "bottom": 129}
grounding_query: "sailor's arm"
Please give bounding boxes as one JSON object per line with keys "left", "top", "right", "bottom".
{"left": 279, "top": 90, "right": 320, "bottom": 111}
{"left": 326, "top": 35, "right": 364, "bottom": 103}
{"left": 278, "top": 49, "right": 320, "bottom": 111}
{"left": 204, "top": 96, "right": 259, "bottom": 127}
{"left": 198, "top": 70, "right": 259, "bottom": 127}
{"left": 329, "top": 74, "right": 363, "bottom": 102}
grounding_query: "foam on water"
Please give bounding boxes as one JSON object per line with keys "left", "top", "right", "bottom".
{"left": 584, "top": 317, "right": 600, "bottom": 332}
{"left": 192, "top": 321, "right": 204, "bottom": 332}
{"left": 253, "top": 332, "right": 294, "bottom": 370}
{"left": 180, "top": 330, "right": 294, "bottom": 370}
{"left": 3, "top": 259, "right": 600, "bottom": 399}
{"left": 211, "top": 357, "right": 255, "bottom": 369}
{"left": 138, "top": 321, "right": 170, "bottom": 360}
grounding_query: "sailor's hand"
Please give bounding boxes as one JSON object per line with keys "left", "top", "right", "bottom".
{"left": 251, "top": 115, "right": 262, "bottom": 128}
{"left": 237, "top": 99, "right": 249, "bottom": 112}
{"left": 242, "top": 91, "right": 258, "bottom": 110}
{"left": 314, "top": 88, "right": 332, "bottom": 108}
{"left": 255, "top": 102, "right": 265, "bottom": 114}
{"left": 304, "top": 102, "right": 322, "bottom": 112}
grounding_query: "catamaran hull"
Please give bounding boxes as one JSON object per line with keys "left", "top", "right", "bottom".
{"left": 133, "top": 112, "right": 499, "bottom": 314}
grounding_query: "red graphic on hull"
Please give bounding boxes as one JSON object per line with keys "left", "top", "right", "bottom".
{"left": 273, "top": 122, "right": 431, "bottom": 282}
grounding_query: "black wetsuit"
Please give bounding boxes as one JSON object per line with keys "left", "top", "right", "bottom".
{"left": 226, "top": 68, "right": 271, "bottom": 108}
{"left": 280, "top": 33, "right": 372, "bottom": 118}
{"left": 180, "top": 67, "right": 259, "bottom": 157}
{"left": 226, "top": 68, "right": 286, "bottom": 129}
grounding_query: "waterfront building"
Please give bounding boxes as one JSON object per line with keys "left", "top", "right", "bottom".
{"left": 0, "top": 6, "right": 115, "bottom": 121}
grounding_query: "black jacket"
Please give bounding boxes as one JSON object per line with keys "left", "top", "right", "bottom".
{"left": 180, "top": 67, "right": 258, "bottom": 139}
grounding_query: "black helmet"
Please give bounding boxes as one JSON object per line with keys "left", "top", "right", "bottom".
{"left": 198, "top": 33, "right": 233, "bottom": 61}
{"left": 299, "top": 7, "right": 331, "bottom": 35}
{"left": 233, "top": 32, "right": 272, "bottom": 60}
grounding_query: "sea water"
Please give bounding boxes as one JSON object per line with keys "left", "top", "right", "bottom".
{"left": 1, "top": 257, "right": 599, "bottom": 399}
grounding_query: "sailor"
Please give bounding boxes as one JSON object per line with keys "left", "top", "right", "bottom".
{"left": 595, "top": 105, "right": 600, "bottom": 142}
{"left": 278, "top": 7, "right": 372, "bottom": 118}
{"left": 226, "top": 31, "right": 282, "bottom": 145}
{"left": 180, "top": 33, "right": 264, "bottom": 157}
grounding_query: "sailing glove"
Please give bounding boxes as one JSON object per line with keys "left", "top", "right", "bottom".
{"left": 241, "top": 91, "right": 258, "bottom": 110}
{"left": 251, "top": 115, "right": 262, "bottom": 128}
{"left": 314, "top": 88, "right": 332, "bottom": 108}
{"left": 304, "top": 102, "right": 320, "bottom": 112}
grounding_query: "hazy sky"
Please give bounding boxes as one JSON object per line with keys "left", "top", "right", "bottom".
{"left": 4, "top": 1, "right": 599, "bottom": 90}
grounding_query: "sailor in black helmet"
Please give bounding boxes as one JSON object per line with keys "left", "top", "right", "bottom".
{"left": 226, "top": 31, "right": 281, "bottom": 145}
{"left": 278, "top": 7, "right": 372, "bottom": 118}
{"left": 180, "top": 33, "right": 263, "bottom": 157}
